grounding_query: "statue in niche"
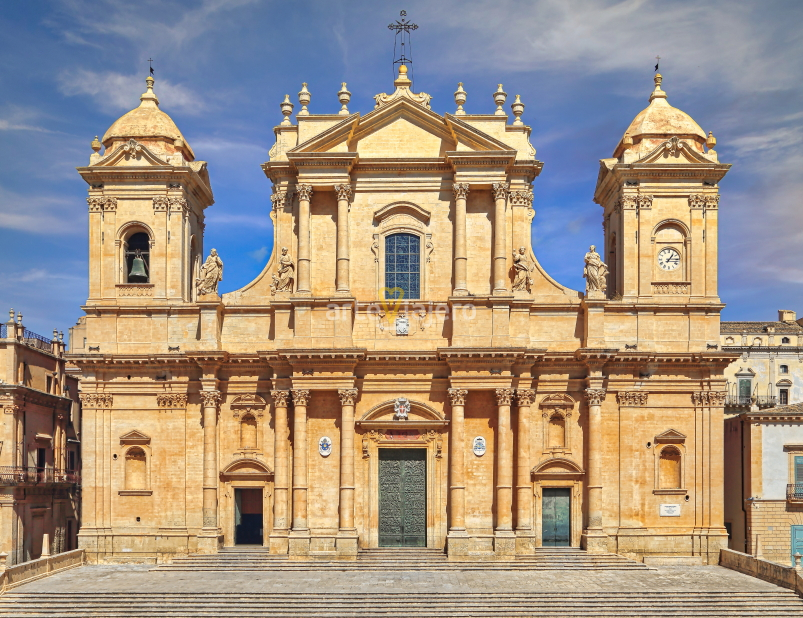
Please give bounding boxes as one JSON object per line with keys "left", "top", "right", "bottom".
{"left": 583, "top": 245, "right": 608, "bottom": 295}
{"left": 270, "top": 247, "right": 295, "bottom": 295}
{"left": 512, "top": 246, "right": 534, "bottom": 292}
{"left": 196, "top": 249, "right": 223, "bottom": 296}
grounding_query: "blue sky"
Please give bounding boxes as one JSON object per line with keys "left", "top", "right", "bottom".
{"left": 1, "top": 0, "right": 802, "bottom": 339}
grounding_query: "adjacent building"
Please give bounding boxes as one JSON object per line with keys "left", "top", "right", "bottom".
{"left": 68, "top": 67, "right": 734, "bottom": 565}
{"left": 0, "top": 311, "right": 81, "bottom": 564}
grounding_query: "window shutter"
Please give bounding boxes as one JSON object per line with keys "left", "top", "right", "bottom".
{"left": 795, "top": 456, "right": 803, "bottom": 484}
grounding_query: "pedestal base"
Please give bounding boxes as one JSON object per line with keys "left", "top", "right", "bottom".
{"left": 494, "top": 531, "right": 516, "bottom": 557}
{"left": 196, "top": 529, "right": 223, "bottom": 554}
{"left": 446, "top": 531, "right": 470, "bottom": 559}
{"left": 269, "top": 533, "right": 289, "bottom": 555}
{"left": 336, "top": 533, "right": 359, "bottom": 558}
{"left": 515, "top": 533, "right": 536, "bottom": 555}
{"left": 581, "top": 530, "right": 609, "bottom": 554}
{"left": 288, "top": 532, "right": 311, "bottom": 558}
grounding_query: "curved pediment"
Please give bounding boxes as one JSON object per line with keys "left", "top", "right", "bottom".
{"left": 540, "top": 394, "right": 576, "bottom": 408}
{"left": 532, "top": 457, "right": 584, "bottom": 476}
{"left": 95, "top": 139, "right": 170, "bottom": 167}
{"left": 635, "top": 136, "right": 716, "bottom": 165}
{"left": 374, "top": 201, "right": 431, "bottom": 225}
{"left": 359, "top": 399, "right": 444, "bottom": 422}
{"left": 221, "top": 457, "right": 273, "bottom": 477}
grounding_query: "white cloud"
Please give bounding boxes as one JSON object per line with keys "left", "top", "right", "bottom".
{"left": 57, "top": 69, "right": 205, "bottom": 115}
{"left": 0, "top": 185, "right": 84, "bottom": 235}
{"left": 249, "top": 246, "right": 268, "bottom": 262}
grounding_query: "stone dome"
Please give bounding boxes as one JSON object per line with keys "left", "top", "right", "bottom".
{"left": 101, "top": 75, "right": 195, "bottom": 161}
{"left": 614, "top": 74, "right": 707, "bottom": 159}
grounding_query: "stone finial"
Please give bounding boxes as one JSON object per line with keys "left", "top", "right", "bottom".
{"left": 280, "top": 94, "right": 294, "bottom": 125}
{"left": 59, "top": 331, "right": 64, "bottom": 342}
{"left": 298, "top": 83, "right": 311, "bottom": 116}
{"left": 174, "top": 135, "right": 185, "bottom": 150}
{"left": 16, "top": 312, "right": 22, "bottom": 326}
{"left": 493, "top": 84, "right": 507, "bottom": 115}
{"left": 91, "top": 136, "right": 101, "bottom": 153}
{"left": 394, "top": 64, "right": 412, "bottom": 88}
{"left": 53, "top": 329, "right": 58, "bottom": 340}
{"left": 623, "top": 131, "right": 633, "bottom": 147}
{"left": 649, "top": 73, "right": 667, "bottom": 102}
{"left": 140, "top": 74, "right": 159, "bottom": 107}
{"left": 511, "top": 94, "right": 524, "bottom": 125}
{"left": 338, "top": 82, "right": 351, "bottom": 115}
{"left": 706, "top": 131, "right": 717, "bottom": 150}
{"left": 454, "top": 83, "right": 467, "bottom": 115}
{"left": 8, "top": 309, "right": 13, "bottom": 322}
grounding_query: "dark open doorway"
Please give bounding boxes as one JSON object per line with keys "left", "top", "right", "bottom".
{"left": 235, "top": 488, "right": 263, "bottom": 545}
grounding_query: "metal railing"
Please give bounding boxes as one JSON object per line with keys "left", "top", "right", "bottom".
{"left": 0, "top": 466, "right": 79, "bottom": 485}
{"left": 725, "top": 395, "right": 777, "bottom": 409}
{"left": 788, "top": 484, "right": 803, "bottom": 500}
{"left": 22, "top": 328, "right": 52, "bottom": 352}
{"left": 0, "top": 324, "right": 6, "bottom": 338}
{"left": 726, "top": 395, "right": 752, "bottom": 407}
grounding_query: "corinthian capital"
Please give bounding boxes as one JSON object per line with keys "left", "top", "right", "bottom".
{"left": 79, "top": 393, "right": 113, "bottom": 409}
{"left": 87, "top": 197, "right": 104, "bottom": 212}
{"left": 296, "top": 184, "right": 313, "bottom": 202}
{"left": 338, "top": 388, "right": 358, "bottom": 406}
{"left": 492, "top": 182, "right": 509, "bottom": 201}
{"left": 200, "top": 390, "right": 222, "bottom": 408}
{"left": 495, "top": 388, "right": 514, "bottom": 406}
{"left": 584, "top": 388, "right": 606, "bottom": 406}
{"left": 292, "top": 389, "right": 310, "bottom": 406}
{"left": 447, "top": 388, "right": 468, "bottom": 406}
{"left": 333, "top": 184, "right": 353, "bottom": 202}
{"left": 515, "top": 389, "right": 536, "bottom": 406}
{"left": 452, "top": 183, "right": 470, "bottom": 200}
{"left": 271, "top": 390, "right": 290, "bottom": 407}
{"left": 270, "top": 190, "right": 293, "bottom": 211}
{"left": 508, "top": 190, "right": 533, "bottom": 207}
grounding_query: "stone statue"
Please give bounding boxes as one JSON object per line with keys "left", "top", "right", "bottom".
{"left": 583, "top": 245, "right": 608, "bottom": 295}
{"left": 270, "top": 247, "right": 295, "bottom": 295}
{"left": 196, "top": 249, "right": 223, "bottom": 296}
{"left": 512, "top": 247, "right": 533, "bottom": 292}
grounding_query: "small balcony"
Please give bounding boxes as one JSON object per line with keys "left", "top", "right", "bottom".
{"left": 787, "top": 484, "right": 803, "bottom": 501}
{"left": 725, "top": 395, "right": 777, "bottom": 410}
{"left": 0, "top": 466, "right": 80, "bottom": 486}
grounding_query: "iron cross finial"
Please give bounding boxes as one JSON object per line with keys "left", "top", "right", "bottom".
{"left": 148, "top": 57, "right": 154, "bottom": 75}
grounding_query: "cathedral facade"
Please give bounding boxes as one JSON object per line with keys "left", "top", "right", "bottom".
{"left": 69, "top": 66, "right": 734, "bottom": 564}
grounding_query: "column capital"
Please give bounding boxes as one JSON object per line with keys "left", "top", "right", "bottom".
{"left": 584, "top": 388, "right": 606, "bottom": 406}
{"left": 333, "top": 184, "right": 353, "bottom": 202}
{"left": 447, "top": 388, "right": 468, "bottom": 406}
{"left": 338, "top": 388, "right": 358, "bottom": 406}
{"left": 79, "top": 393, "right": 113, "bottom": 409}
{"left": 452, "top": 183, "right": 470, "bottom": 199}
{"left": 270, "top": 190, "right": 293, "bottom": 211}
{"left": 292, "top": 389, "right": 311, "bottom": 406}
{"left": 297, "top": 184, "right": 313, "bottom": 201}
{"left": 509, "top": 190, "right": 533, "bottom": 207}
{"left": 495, "top": 388, "right": 514, "bottom": 406}
{"left": 271, "top": 390, "right": 291, "bottom": 407}
{"left": 515, "top": 389, "right": 535, "bottom": 406}
{"left": 492, "top": 182, "right": 509, "bottom": 201}
{"left": 200, "top": 390, "right": 222, "bottom": 408}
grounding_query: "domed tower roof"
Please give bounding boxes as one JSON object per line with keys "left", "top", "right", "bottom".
{"left": 614, "top": 74, "right": 708, "bottom": 160}
{"left": 101, "top": 75, "right": 195, "bottom": 161}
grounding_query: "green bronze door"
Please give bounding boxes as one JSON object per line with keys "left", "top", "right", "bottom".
{"left": 379, "top": 448, "right": 426, "bottom": 547}
{"left": 542, "top": 488, "right": 571, "bottom": 547}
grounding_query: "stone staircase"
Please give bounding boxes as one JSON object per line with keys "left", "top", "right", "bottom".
{"left": 154, "top": 546, "right": 653, "bottom": 571}
{"left": 2, "top": 590, "right": 801, "bottom": 617}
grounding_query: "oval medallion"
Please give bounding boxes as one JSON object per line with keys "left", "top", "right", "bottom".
{"left": 472, "top": 436, "right": 486, "bottom": 457}
{"left": 319, "top": 436, "right": 332, "bottom": 457}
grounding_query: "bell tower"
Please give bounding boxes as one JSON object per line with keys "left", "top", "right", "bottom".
{"left": 595, "top": 74, "right": 730, "bottom": 306}
{"left": 78, "top": 76, "right": 213, "bottom": 313}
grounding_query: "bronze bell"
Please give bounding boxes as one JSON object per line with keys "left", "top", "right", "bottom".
{"left": 128, "top": 254, "right": 148, "bottom": 280}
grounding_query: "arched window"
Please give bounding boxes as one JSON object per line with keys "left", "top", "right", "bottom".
{"left": 780, "top": 365, "right": 789, "bottom": 374}
{"left": 385, "top": 233, "right": 420, "bottom": 300}
{"left": 659, "top": 446, "right": 682, "bottom": 489}
{"left": 782, "top": 337, "right": 791, "bottom": 344}
{"left": 548, "top": 413, "right": 566, "bottom": 449}
{"left": 240, "top": 414, "right": 258, "bottom": 450}
{"left": 725, "top": 337, "right": 734, "bottom": 345}
{"left": 125, "top": 232, "right": 150, "bottom": 283}
{"left": 125, "top": 447, "right": 147, "bottom": 490}
{"left": 752, "top": 337, "right": 762, "bottom": 346}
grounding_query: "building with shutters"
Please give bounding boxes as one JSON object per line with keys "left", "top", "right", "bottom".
{"left": 68, "top": 66, "right": 736, "bottom": 565}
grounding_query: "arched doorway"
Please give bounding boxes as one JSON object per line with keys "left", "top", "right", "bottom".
{"left": 220, "top": 458, "right": 274, "bottom": 547}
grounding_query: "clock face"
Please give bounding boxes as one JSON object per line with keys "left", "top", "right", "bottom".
{"left": 657, "top": 247, "right": 680, "bottom": 271}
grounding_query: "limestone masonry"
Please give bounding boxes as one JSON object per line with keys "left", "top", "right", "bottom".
{"left": 68, "top": 66, "right": 735, "bottom": 564}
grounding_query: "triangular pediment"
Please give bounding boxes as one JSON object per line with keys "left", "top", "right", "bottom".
{"left": 654, "top": 428, "right": 686, "bottom": 443}
{"left": 119, "top": 429, "right": 151, "bottom": 444}
{"left": 289, "top": 98, "right": 516, "bottom": 158}
{"left": 635, "top": 137, "right": 715, "bottom": 165}
{"left": 95, "top": 139, "right": 170, "bottom": 167}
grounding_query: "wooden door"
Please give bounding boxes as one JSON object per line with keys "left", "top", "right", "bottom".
{"left": 378, "top": 449, "right": 426, "bottom": 547}
{"left": 542, "top": 488, "right": 571, "bottom": 547}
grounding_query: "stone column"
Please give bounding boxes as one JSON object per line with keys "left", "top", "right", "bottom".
{"left": 495, "top": 389, "right": 514, "bottom": 544}
{"left": 198, "top": 389, "right": 221, "bottom": 553}
{"left": 515, "top": 389, "right": 535, "bottom": 539}
{"left": 296, "top": 185, "right": 313, "bottom": 294}
{"left": 492, "top": 182, "right": 509, "bottom": 294}
{"left": 270, "top": 390, "right": 290, "bottom": 554}
{"left": 290, "top": 389, "right": 310, "bottom": 556}
{"left": 447, "top": 388, "right": 468, "bottom": 557}
{"left": 582, "top": 388, "right": 608, "bottom": 553}
{"left": 337, "top": 388, "right": 358, "bottom": 556}
{"left": 334, "top": 185, "right": 352, "bottom": 294}
{"left": 452, "top": 183, "right": 470, "bottom": 295}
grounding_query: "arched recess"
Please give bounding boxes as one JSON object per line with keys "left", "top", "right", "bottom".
{"left": 372, "top": 202, "right": 432, "bottom": 301}
{"left": 231, "top": 394, "right": 267, "bottom": 455}
{"left": 118, "top": 430, "right": 152, "bottom": 495}
{"left": 220, "top": 458, "right": 274, "bottom": 549}
{"left": 531, "top": 457, "right": 584, "bottom": 548}
{"left": 653, "top": 429, "right": 687, "bottom": 494}
{"left": 651, "top": 219, "right": 690, "bottom": 284}
{"left": 539, "top": 394, "right": 576, "bottom": 456}
{"left": 116, "top": 222, "right": 155, "bottom": 285}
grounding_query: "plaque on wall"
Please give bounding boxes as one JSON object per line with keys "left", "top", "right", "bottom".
{"left": 318, "top": 436, "right": 332, "bottom": 457}
{"left": 659, "top": 504, "right": 681, "bottom": 517}
{"left": 473, "top": 436, "right": 487, "bottom": 456}
{"left": 395, "top": 316, "right": 409, "bottom": 335}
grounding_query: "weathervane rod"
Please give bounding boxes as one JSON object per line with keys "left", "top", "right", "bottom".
{"left": 388, "top": 10, "right": 418, "bottom": 86}
{"left": 148, "top": 57, "right": 154, "bottom": 76}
